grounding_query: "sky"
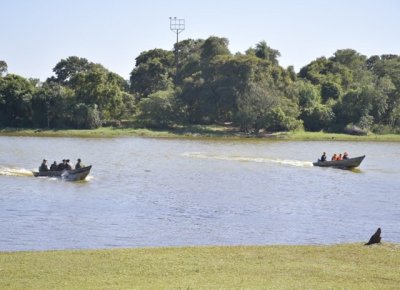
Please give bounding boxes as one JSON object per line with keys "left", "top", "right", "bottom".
{"left": 1, "top": 0, "right": 399, "bottom": 81}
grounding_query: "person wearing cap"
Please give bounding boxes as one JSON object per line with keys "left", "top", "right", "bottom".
{"left": 39, "top": 159, "right": 49, "bottom": 172}
{"left": 75, "top": 158, "right": 84, "bottom": 169}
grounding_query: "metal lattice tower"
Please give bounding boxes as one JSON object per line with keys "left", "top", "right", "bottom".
{"left": 169, "top": 17, "right": 185, "bottom": 79}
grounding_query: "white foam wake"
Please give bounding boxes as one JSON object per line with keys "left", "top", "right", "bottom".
{"left": 182, "top": 152, "right": 313, "bottom": 168}
{"left": 0, "top": 167, "right": 34, "bottom": 177}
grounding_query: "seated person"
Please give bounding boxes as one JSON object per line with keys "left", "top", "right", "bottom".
{"left": 65, "top": 159, "right": 72, "bottom": 170}
{"left": 57, "top": 160, "right": 66, "bottom": 171}
{"left": 39, "top": 159, "right": 49, "bottom": 172}
{"left": 49, "top": 161, "right": 58, "bottom": 171}
{"left": 75, "top": 158, "right": 84, "bottom": 169}
{"left": 320, "top": 152, "right": 327, "bottom": 162}
{"left": 343, "top": 152, "right": 349, "bottom": 159}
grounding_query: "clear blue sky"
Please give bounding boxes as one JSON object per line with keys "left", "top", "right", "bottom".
{"left": 1, "top": 0, "right": 399, "bottom": 81}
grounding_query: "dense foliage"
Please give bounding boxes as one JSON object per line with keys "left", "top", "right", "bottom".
{"left": 1, "top": 38, "right": 400, "bottom": 133}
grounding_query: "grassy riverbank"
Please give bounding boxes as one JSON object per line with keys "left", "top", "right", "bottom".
{"left": 1, "top": 126, "right": 400, "bottom": 141}
{"left": 1, "top": 244, "right": 399, "bottom": 289}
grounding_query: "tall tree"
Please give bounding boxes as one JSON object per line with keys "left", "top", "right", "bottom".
{"left": 0, "top": 74, "right": 34, "bottom": 127}
{"left": 32, "top": 81, "right": 75, "bottom": 128}
{"left": 200, "top": 36, "right": 231, "bottom": 66}
{"left": 254, "top": 41, "right": 281, "bottom": 65}
{"left": 0, "top": 60, "right": 7, "bottom": 77}
{"left": 331, "top": 49, "right": 366, "bottom": 71}
{"left": 130, "top": 49, "right": 174, "bottom": 98}
{"left": 52, "top": 56, "right": 93, "bottom": 84}
{"left": 176, "top": 39, "right": 204, "bottom": 82}
{"left": 235, "top": 81, "right": 280, "bottom": 133}
{"left": 369, "top": 55, "right": 400, "bottom": 128}
{"left": 73, "top": 68, "right": 128, "bottom": 120}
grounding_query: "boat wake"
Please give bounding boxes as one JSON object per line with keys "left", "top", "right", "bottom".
{"left": 182, "top": 152, "right": 313, "bottom": 168}
{"left": 0, "top": 166, "right": 34, "bottom": 177}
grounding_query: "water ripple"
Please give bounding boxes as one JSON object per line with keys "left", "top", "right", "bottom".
{"left": 0, "top": 136, "right": 399, "bottom": 251}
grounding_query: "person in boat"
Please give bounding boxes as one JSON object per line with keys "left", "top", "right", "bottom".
{"left": 320, "top": 152, "right": 327, "bottom": 162}
{"left": 57, "top": 159, "right": 66, "bottom": 171}
{"left": 65, "top": 159, "right": 72, "bottom": 170}
{"left": 50, "top": 161, "right": 58, "bottom": 171}
{"left": 39, "top": 159, "right": 49, "bottom": 172}
{"left": 343, "top": 152, "right": 349, "bottom": 159}
{"left": 75, "top": 158, "right": 84, "bottom": 169}
{"left": 331, "top": 153, "right": 337, "bottom": 161}
{"left": 337, "top": 153, "right": 343, "bottom": 160}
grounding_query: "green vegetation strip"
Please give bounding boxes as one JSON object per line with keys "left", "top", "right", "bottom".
{"left": 1, "top": 126, "right": 400, "bottom": 141}
{"left": 1, "top": 244, "right": 399, "bottom": 289}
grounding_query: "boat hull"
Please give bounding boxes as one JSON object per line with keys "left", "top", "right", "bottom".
{"left": 313, "top": 156, "right": 365, "bottom": 169}
{"left": 32, "top": 165, "right": 92, "bottom": 181}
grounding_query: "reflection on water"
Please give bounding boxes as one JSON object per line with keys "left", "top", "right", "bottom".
{"left": 0, "top": 136, "right": 399, "bottom": 251}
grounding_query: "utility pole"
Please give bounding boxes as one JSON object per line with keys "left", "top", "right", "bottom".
{"left": 169, "top": 17, "right": 185, "bottom": 81}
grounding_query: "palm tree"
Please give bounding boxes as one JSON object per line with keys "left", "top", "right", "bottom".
{"left": 255, "top": 41, "right": 281, "bottom": 65}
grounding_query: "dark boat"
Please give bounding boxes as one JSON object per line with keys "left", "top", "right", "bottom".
{"left": 32, "top": 165, "right": 92, "bottom": 181}
{"left": 313, "top": 155, "right": 365, "bottom": 169}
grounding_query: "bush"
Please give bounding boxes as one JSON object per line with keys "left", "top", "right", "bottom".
{"left": 371, "top": 124, "right": 398, "bottom": 134}
{"left": 73, "top": 103, "right": 101, "bottom": 129}
{"left": 264, "top": 108, "right": 303, "bottom": 132}
{"left": 301, "top": 104, "right": 335, "bottom": 131}
{"left": 136, "top": 89, "right": 177, "bottom": 129}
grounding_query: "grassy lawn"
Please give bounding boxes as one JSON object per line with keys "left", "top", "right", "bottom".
{"left": 1, "top": 244, "right": 399, "bottom": 289}
{"left": 1, "top": 126, "right": 400, "bottom": 141}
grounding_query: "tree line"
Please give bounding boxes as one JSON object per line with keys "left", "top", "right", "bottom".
{"left": 1, "top": 36, "right": 400, "bottom": 134}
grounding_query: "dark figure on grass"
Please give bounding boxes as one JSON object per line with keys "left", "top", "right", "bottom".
{"left": 365, "top": 228, "right": 381, "bottom": 245}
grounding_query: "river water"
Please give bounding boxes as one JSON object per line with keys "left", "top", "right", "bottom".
{"left": 0, "top": 136, "right": 399, "bottom": 251}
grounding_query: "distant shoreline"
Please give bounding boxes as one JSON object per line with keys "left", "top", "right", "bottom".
{"left": 1, "top": 126, "right": 400, "bottom": 141}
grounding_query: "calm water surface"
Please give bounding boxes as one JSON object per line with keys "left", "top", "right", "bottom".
{"left": 0, "top": 136, "right": 399, "bottom": 251}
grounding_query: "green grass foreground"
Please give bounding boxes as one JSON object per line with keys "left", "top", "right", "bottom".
{"left": 1, "top": 244, "right": 399, "bottom": 289}
{"left": 1, "top": 126, "right": 400, "bottom": 141}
